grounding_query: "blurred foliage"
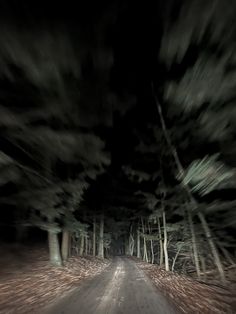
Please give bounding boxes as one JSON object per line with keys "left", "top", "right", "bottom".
{"left": 179, "top": 154, "right": 235, "bottom": 195}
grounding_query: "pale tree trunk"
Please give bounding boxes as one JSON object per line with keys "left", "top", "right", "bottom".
{"left": 88, "top": 239, "right": 91, "bottom": 255}
{"left": 93, "top": 216, "right": 96, "bottom": 256}
{"left": 85, "top": 235, "right": 88, "bottom": 255}
{"left": 163, "top": 210, "right": 169, "bottom": 271}
{"left": 79, "top": 234, "right": 84, "bottom": 256}
{"left": 137, "top": 228, "right": 141, "bottom": 258}
{"left": 172, "top": 243, "right": 183, "bottom": 271}
{"left": 97, "top": 214, "right": 104, "bottom": 258}
{"left": 141, "top": 218, "right": 148, "bottom": 262}
{"left": 61, "top": 230, "right": 70, "bottom": 261}
{"left": 157, "top": 216, "right": 163, "bottom": 266}
{"left": 188, "top": 210, "right": 201, "bottom": 278}
{"left": 48, "top": 231, "right": 62, "bottom": 266}
{"left": 129, "top": 233, "right": 135, "bottom": 256}
{"left": 148, "top": 223, "right": 154, "bottom": 264}
{"left": 153, "top": 93, "right": 225, "bottom": 282}
{"left": 200, "top": 254, "right": 206, "bottom": 280}
{"left": 68, "top": 233, "right": 71, "bottom": 257}
{"left": 198, "top": 212, "right": 225, "bottom": 283}
{"left": 143, "top": 236, "right": 148, "bottom": 262}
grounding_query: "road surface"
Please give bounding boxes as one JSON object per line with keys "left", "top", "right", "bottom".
{"left": 45, "top": 257, "right": 178, "bottom": 314}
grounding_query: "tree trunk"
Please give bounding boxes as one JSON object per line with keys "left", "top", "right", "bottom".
{"left": 148, "top": 223, "right": 154, "bottom": 264}
{"left": 163, "top": 210, "right": 169, "bottom": 271}
{"left": 200, "top": 254, "right": 206, "bottom": 280}
{"left": 187, "top": 210, "right": 201, "bottom": 278}
{"left": 141, "top": 218, "right": 148, "bottom": 262}
{"left": 93, "top": 216, "right": 96, "bottom": 256}
{"left": 97, "top": 214, "right": 104, "bottom": 258}
{"left": 172, "top": 243, "right": 183, "bottom": 271}
{"left": 198, "top": 212, "right": 226, "bottom": 283}
{"left": 48, "top": 231, "right": 62, "bottom": 266}
{"left": 85, "top": 235, "right": 88, "bottom": 255}
{"left": 68, "top": 233, "right": 71, "bottom": 257}
{"left": 61, "top": 230, "right": 70, "bottom": 261}
{"left": 157, "top": 216, "right": 163, "bottom": 266}
{"left": 137, "top": 228, "right": 141, "bottom": 258}
{"left": 88, "top": 239, "right": 91, "bottom": 255}
{"left": 153, "top": 94, "right": 225, "bottom": 281}
{"left": 79, "top": 234, "right": 84, "bottom": 256}
{"left": 129, "top": 233, "right": 134, "bottom": 256}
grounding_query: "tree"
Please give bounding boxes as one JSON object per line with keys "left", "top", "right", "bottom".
{"left": 158, "top": 0, "right": 236, "bottom": 283}
{"left": 97, "top": 213, "right": 104, "bottom": 258}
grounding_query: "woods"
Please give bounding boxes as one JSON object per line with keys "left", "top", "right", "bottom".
{"left": 0, "top": 0, "right": 235, "bottom": 293}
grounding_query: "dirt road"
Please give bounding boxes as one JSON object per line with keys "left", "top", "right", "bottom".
{"left": 45, "top": 257, "right": 178, "bottom": 314}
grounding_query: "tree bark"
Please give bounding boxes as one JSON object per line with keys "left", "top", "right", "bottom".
{"left": 200, "top": 254, "right": 206, "bottom": 280}
{"left": 79, "top": 234, "right": 84, "bottom": 256}
{"left": 148, "top": 223, "right": 154, "bottom": 264}
{"left": 163, "top": 210, "right": 169, "bottom": 271}
{"left": 157, "top": 216, "right": 163, "bottom": 266}
{"left": 141, "top": 218, "right": 148, "bottom": 262}
{"left": 172, "top": 243, "right": 183, "bottom": 271}
{"left": 85, "top": 235, "right": 88, "bottom": 255}
{"left": 93, "top": 216, "right": 96, "bottom": 256}
{"left": 97, "top": 214, "right": 104, "bottom": 258}
{"left": 137, "top": 228, "right": 141, "bottom": 258}
{"left": 129, "top": 233, "right": 135, "bottom": 256}
{"left": 198, "top": 212, "right": 225, "bottom": 283}
{"left": 61, "top": 230, "right": 70, "bottom": 261}
{"left": 187, "top": 210, "right": 201, "bottom": 278}
{"left": 48, "top": 231, "right": 62, "bottom": 266}
{"left": 68, "top": 233, "right": 71, "bottom": 257}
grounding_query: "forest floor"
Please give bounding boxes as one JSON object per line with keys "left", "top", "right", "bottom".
{"left": 134, "top": 258, "right": 236, "bottom": 314}
{"left": 0, "top": 243, "right": 110, "bottom": 314}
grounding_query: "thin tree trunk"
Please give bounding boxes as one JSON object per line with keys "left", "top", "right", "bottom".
{"left": 93, "top": 216, "right": 96, "bottom": 256}
{"left": 137, "top": 228, "right": 141, "bottom": 258}
{"left": 198, "top": 212, "right": 225, "bottom": 283}
{"left": 148, "top": 223, "right": 154, "bottom": 264}
{"left": 141, "top": 218, "right": 148, "bottom": 262}
{"left": 157, "top": 216, "right": 163, "bottom": 266}
{"left": 88, "top": 239, "right": 91, "bottom": 255}
{"left": 129, "top": 233, "right": 134, "bottom": 256}
{"left": 61, "top": 230, "right": 69, "bottom": 261}
{"left": 187, "top": 210, "right": 201, "bottom": 278}
{"left": 163, "top": 210, "right": 169, "bottom": 271}
{"left": 85, "top": 235, "right": 88, "bottom": 255}
{"left": 153, "top": 92, "right": 225, "bottom": 282}
{"left": 97, "top": 214, "right": 104, "bottom": 258}
{"left": 200, "top": 254, "right": 206, "bottom": 280}
{"left": 172, "top": 243, "right": 183, "bottom": 271}
{"left": 79, "top": 234, "right": 84, "bottom": 256}
{"left": 48, "top": 231, "right": 62, "bottom": 266}
{"left": 68, "top": 233, "right": 71, "bottom": 257}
